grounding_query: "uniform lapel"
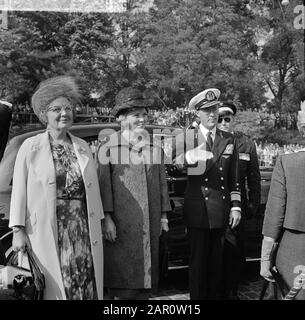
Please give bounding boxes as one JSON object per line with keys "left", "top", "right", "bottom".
{"left": 233, "top": 131, "right": 243, "bottom": 151}
{"left": 212, "top": 129, "right": 229, "bottom": 162}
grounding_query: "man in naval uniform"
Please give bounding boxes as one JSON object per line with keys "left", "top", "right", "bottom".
{"left": 174, "top": 89, "right": 241, "bottom": 300}
{"left": 217, "top": 102, "right": 261, "bottom": 299}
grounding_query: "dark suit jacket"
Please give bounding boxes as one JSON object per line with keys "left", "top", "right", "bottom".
{"left": 235, "top": 132, "right": 261, "bottom": 217}
{"left": 263, "top": 151, "right": 305, "bottom": 240}
{"left": 174, "top": 128, "right": 241, "bottom": 229}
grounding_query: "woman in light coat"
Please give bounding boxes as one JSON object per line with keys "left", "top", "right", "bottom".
{"left": 9, "top": 76, "right": 104, "bottom": 300}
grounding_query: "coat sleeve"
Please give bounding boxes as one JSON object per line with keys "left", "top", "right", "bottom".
{"left": 97, "top": 150, "right": 114, "bottom": 214}
{"left": 246, "top": 140, "right": 261, "bottom": 215}
{"left": 229, "top": 137, "right": 241, "bottom": 209}
{"left": 262, "top": 155, "right": 286, "bottom": 240}
{"left": 9, "top": 139, "right": 31, "bottom": 228}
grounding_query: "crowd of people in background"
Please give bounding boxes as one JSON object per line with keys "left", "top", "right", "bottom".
{"left": 11, "top": 103, "right": 299, "bottom": 131}
{"left": 9, "top": 103, "right": 304, "bottom": 169}
{"left": 86, "top": 139, "right": 305, "bottom": 169}
{"left": 148, "top": 107, "right": 197, "bottom": 127}
{"left": 148, "top": 107, "right": 298, "bottom": 130}
{"left": 255, "top": 141, "right": 305, "bottom": 167}
{"left": 252, "top": 107, "right": 298, "bottom": 131}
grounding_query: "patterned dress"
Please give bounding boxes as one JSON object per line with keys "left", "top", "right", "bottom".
{"left": 50, "top": 142, "right": 97, "bottom": 300}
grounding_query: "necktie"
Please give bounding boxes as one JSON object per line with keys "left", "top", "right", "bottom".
{"left": 207, "top": 131, "right": 213, "bottom": 151}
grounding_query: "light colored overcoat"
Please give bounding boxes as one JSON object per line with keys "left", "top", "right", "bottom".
{"left": 9, "top": 130, "right": 104, "bottom": 300}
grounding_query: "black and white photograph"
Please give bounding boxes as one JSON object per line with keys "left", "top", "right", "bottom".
{"left": 0, "top": 0, "right": 305, "bottom": 306}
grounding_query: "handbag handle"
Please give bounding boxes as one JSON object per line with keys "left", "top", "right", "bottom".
{"left": 259, "top": 280, "right": 285, "bottom": 300}
{"left": 259, "top": 267, "right": 290, "bottom": 300}
{"left": 270, "top": 267, "right": 289, "bottom": 298}
{"left": 25, "top": 247, "right": 45, "bottom": 295}
{"left": 259, "top": 280, "right": 269, "bottom": 300}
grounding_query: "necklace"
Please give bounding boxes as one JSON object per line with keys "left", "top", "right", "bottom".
{"left": 48, "top": 132, "right": 72, "bottom": 147}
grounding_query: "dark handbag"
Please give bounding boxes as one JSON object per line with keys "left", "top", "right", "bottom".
{"left": 259, "top": 267, "right": 289, "bottom": 300}
{"left": 1, "top": 247, "right": 45, "bottom": 300}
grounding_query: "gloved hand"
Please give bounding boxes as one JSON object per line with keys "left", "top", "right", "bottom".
{"left": 185, "top": 143, "right": 213, "bottom": 164}
{"left": 260, "top": 260, "right": 275, "bottom": 282}
{"left": 260, "top": 237, "right": 277, "bottom": 282}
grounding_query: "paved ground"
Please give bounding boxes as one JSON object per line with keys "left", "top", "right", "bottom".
{"left": 1, "top": 262, "right": 263, "bottom": 300}
{"left": 150, "top": 262, "right": 264, "bottom": 300}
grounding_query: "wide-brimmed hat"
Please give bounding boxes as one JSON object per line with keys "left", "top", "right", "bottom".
{"left": 218, "top": 101, "right": 237, "bottom": 116}
{"left": 112, "top": 87, "right": 153, "bottom": 117}
{"left": 189, "top": 88, "right": 221, "bottom": 111}
{"left": 31, "top": 76, "right": 82, "bottom": 125}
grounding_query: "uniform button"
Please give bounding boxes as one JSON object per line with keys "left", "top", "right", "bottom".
{"left": 87, "top": 182, "right": 92, "bottom": 188}
{"left": 90, "top": 212, "right": 94, "bottom": 217}
{"left": 221, "top": 186, "right": 224, "bottom": 190}
{"left": 205, "top": 197, "right": 208, "bottom": 200}
{"left": 205, "top": 187, "right": 208, "bottom": 191}
{"left": 223, "top": 196, "right": 225, "bottom": 199}
{"left": 205, "top": 178, "right": 208, "bottom": 182}
{"left": 92, "top": 240, "right": 98, "bottom": 246}
{"left": 220, "top": 177, "right": 224, "bottom": 181}
{"left": 220, "top": 167, "right": 223, "bottom": 171}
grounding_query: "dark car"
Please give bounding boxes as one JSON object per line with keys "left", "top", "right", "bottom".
{"left": 0, "top": 122, "right": 272, "bottom": 271}
{"left": 0, "top": 123, "right": 183, "bottom": 262}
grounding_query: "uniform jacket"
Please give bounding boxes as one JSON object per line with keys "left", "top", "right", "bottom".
{"left": 263, "top": 151, "right": 305, "bottom": 241}
{"left": 235, "top": 132, "right": 261, "bottom": 216}
{"left": 98, "top": 131, "right": 171, "bottom": 290}
{"left": 9, "top": 131, "right": 104, "bottom": 300}
{"left": 174, "top": 128, "right": 241, "bottom": 229}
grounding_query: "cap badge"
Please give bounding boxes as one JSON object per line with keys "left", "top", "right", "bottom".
{"left": 206, "top": 91, "right": 216, "bottom": 101}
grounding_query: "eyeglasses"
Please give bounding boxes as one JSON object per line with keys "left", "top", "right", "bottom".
{"left": 218, "top": 117, "right": 231, "bottom": 124}
{"left": 47, "top": 105, "right": 73, "bottom": 113}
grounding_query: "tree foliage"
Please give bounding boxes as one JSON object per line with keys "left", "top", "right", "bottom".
{"left": 0, "top": 0, "right": 303, "bottom": 113}
{"left": 250, "top": 0, "right": 303, "bottom": 110}
{"left": 0, "top": 11, "right": 113, "bottom": 103}
{"left": 141, "top": 0, "right": 266, "bottom": 109}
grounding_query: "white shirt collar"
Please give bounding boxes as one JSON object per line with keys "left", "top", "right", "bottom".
{"left": 199, "top": 124, "right": 216, "bottom": 141}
